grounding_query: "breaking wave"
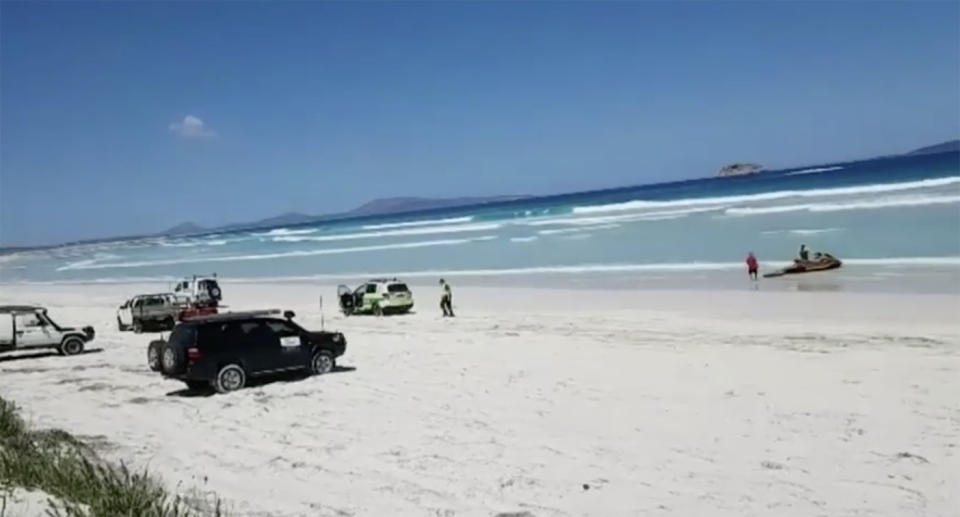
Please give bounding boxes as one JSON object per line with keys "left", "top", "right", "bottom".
{"left": 362, "top": 216, "right": 475, "bottom": 230}
{"left": 523, "top": 207, "right": 719, "bottom": 227}
{"left": 727, "top": 194, "right": 960, "bottom": 216}
{"left": 159, "top": 239, "right": 229, "bottom": 248}
{"left": 573, "top": 176, "right": 960, "bottom": 214}
{"left": 270, "top": 222, "right": 501, "bottom": 243}
{"left": 761, "top": 228, "right": 844, "bottom": 236}
{"left": 786, "top": 166, "right": 844, "bottom": 176}
{"left": 56, "top": 236, "right": 498, "bottom": 271}
{"left": 254, "top": 228, "right": 318, "bottom": 237}
{"left": 538, "top": 224, "right": 620, "bottom": 236}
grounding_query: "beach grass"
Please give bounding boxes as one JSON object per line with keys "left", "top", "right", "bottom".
{"left": 0, "top": 396, "right": 224, "bottom": 517}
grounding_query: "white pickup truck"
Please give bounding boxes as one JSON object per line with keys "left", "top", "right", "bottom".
{"left": 117, "top": 293, "right": 187, "bottom": 332}
{"left": 117, "top": 293, "right": 218, "bottom": 332}
{"left": 0, "top": 305, "right": 95, "bottom": 356}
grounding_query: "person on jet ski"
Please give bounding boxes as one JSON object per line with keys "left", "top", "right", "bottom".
{"left": 798, "top": 244, "right": 810, "bottom": 262}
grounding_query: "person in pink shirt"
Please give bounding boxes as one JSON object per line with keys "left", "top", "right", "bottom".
{"left": 746, "top": 252, "right": 759, "bottom": 280}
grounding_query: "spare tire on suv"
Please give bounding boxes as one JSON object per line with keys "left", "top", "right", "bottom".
{"left": 155, "top": 324, "right": 196, "bottom": 375}
{"left": 161, "top": 343, "right": 186, "bottom": 375}
{"left": 147, "top": 340, "right": 165, "bottom": 371}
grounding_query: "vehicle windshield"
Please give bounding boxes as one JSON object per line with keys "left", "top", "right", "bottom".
{"left": 387, "top": 283, "right": 409, "bottom": 293}
{"left": 39, "top": 312, "right": 63, "bottom": 331}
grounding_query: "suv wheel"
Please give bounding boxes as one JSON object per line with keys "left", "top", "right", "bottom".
{"left": 214, "top": 364, "right": 246, "bottom": 393}
{"left": 147, "top": 341, "right": 163, "bottom": 371}
{"left": 133, "top": 320, "right": 143, "bottom": 334}
{"left": 311, "top": 351, "right": 335, "bottom": 375}
{"left": 161, "top": 345, "right": 184, "bottom": 374}
{"left": 59, "top": 337, "right": 84, "bottom": 356}
{"left": 373, "top": 303, "right": 383, "bottom": 317}
{"left": 117, "top": 316, "right": 128, "bottom": 331}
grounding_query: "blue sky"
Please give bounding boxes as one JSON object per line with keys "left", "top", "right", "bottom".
{"left": 1, "top": 1, "right": 958, "bottom": 246}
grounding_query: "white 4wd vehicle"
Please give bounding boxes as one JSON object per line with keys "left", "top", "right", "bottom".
{"left": 117, "top": 293, "right": 188, "bottom": 333}
{"left": 173, "top": 275, "right": 223, "bottom": 307}
{"left": 0, "top": 305, "right": 95, "bottom": 356}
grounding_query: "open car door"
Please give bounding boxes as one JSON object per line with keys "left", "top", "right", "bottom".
{"left": 337, "top": 285, "right": 355, "bottom": 315}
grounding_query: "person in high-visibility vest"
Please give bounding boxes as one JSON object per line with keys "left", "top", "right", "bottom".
{"left": 439, "top": 279, "right": 455, "bottom": 317}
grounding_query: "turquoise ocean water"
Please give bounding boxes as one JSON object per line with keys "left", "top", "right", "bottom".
{"left": 2, "top": 151, "right": 958, "bottom": 284}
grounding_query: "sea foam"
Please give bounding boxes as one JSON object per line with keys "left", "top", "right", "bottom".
{"left": 56, "top": 236, "right": 497, "bottom": 271}
{"left": 573, "top": 176, "right": 960, "bottom": 214}
{"left": 270, "top": 222, "right": 501, "bottom": 243}
{"left": 727, "top": 194, "right": 960, "bottom": 216}
{"left": 362, "top": 216, "right": 475, "bottom": 230}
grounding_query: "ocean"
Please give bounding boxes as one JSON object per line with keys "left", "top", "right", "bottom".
{"left": 2, "top": 151, "right": 958, "bottom": 285}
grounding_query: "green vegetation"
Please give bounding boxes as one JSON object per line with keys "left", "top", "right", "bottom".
{"left": 0, "top": 397, "right": 223, "bottom": 517}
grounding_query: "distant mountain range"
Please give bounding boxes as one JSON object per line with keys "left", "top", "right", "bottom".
{"left": 907, "top": 139, "right": 960, "bottom": 156}
{"left": 164, "top": 195, "right": 522, "bottom": 236}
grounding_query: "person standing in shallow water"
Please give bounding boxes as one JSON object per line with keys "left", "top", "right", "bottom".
{"left": 746, "top": 252, "right": 759, "bottom": 281}
{"left": 439, "top": 279, "right": 455, "bottom": 317}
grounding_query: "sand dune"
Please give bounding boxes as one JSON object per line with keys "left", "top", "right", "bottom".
{"left": 1, "top": 283, "right": 958, "bottom": 516}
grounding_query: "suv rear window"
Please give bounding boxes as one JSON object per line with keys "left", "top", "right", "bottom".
{"left": 387, "top": 283, "right": 409, "bottom": 293}
{"left": 169, "top": 325, "right": 197, "bottom": 347}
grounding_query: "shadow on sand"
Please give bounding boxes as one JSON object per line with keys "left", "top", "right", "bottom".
{"left": 165, "top": 365, "right": 357, "bottom": 397}
{"left": 0, "top": 348, "right": 105, "bottom": 364}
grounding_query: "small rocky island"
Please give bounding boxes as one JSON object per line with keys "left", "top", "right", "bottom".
{"left": 717, "top": 162, "right": 764, "bottom": 177}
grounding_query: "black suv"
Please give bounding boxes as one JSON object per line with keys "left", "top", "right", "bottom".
{"left": 148, "top": 310, "right": 346, "bottom": 393}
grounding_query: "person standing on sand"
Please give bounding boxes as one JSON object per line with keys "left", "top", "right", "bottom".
{"left": 746, "top": 252, "right": 759, "bottom": 280}
{"left": 439, "top": 279, "right": 455, "bottom": 317}
{"left": 798, "top": 244, "right": 809, "bottom": 262}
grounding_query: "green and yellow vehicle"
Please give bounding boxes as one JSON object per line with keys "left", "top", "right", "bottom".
{"left": 337, "top": 279, "right": 414, "bottom": 316}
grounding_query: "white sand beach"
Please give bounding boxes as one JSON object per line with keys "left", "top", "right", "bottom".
{"left": 1, "top": 281, "right": 958, "bottom": 516}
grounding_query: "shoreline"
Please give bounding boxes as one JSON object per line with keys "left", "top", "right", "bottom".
{"left": 4, "top": 261, "right": 959, "bottom": 295}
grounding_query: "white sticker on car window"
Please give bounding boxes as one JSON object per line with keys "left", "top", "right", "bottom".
{"left": 280, "top": 336, "right": 300, "bottom": 348}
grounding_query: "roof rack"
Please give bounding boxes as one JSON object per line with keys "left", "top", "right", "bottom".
{"left": 0, "top": 305, "right": 45, "bottom": 313}
{"left": 180, "top": 309, "right": 287, "bottom": 323}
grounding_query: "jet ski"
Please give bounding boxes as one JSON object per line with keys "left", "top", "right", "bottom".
{"left": 763, "top": 253, "right": 842, "bottom": 278}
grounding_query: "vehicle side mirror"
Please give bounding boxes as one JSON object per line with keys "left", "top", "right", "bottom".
{"left": 283, "top": 310, "right": 295, "bottom": 320}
